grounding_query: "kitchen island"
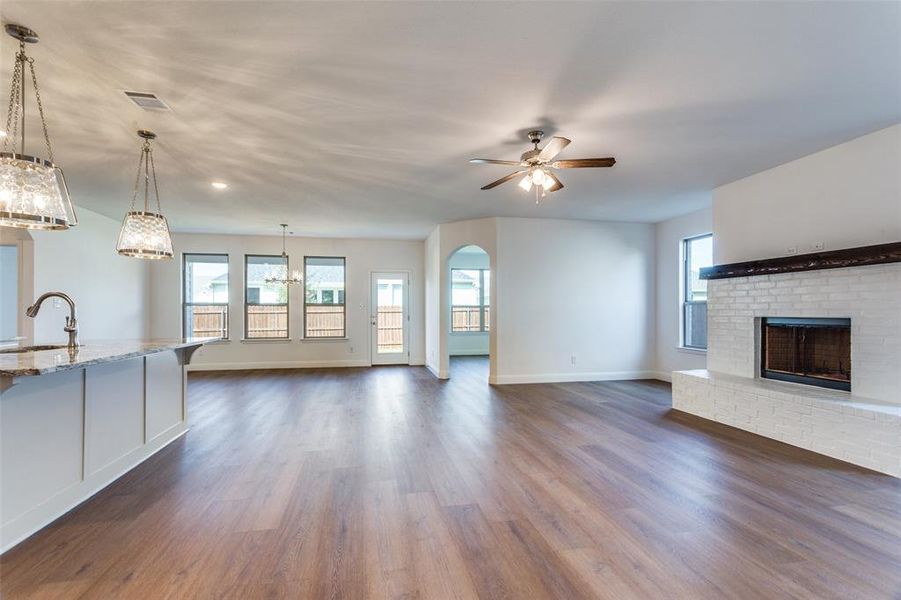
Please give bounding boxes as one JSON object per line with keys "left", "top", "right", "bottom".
{"left": 0, "top": 339, "right": 215, "bottom": 553}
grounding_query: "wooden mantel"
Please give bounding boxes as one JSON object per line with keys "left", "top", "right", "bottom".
{"left": 700, "top": 241, "right": 901, "bottom": 280}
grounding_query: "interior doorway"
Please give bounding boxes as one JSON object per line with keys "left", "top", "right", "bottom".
{"left": 370, "top": 271, "right": 410, "bottom": 365}
{"left": 448, "top": 245, "right": 490, "bottom": 377}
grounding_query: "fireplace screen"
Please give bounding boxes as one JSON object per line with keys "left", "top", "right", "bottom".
{"left": 760, "top": 317, "right": 851, "bottom": 391}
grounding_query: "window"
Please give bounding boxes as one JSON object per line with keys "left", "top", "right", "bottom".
{"left": 304, "top": 257, "right": 346, "bottom": 338}
{"left": 245, "top": 255, "right": 289, "bottom": 339}
{"left": 183, "top": 254, "right": 229, "bottom": 339}
{"left": 451, "top": 268, "right": 490, "bottom": 332}
{"left": 682, "top": 234, "right": 713, "bottom": 349}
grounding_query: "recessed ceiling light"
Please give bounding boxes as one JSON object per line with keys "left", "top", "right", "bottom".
{"left": 211, "top": 181, "right": 228, "bottom": 190}
{"left": 0, "top": 130, "right": 6, "bottom": 138}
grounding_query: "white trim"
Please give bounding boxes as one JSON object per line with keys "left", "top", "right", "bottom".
{"left": 491, "top": 370, "right": 658, "bottom": 385}
{"left": 369, "top": 270, "right": 412, "bottom": 366}
{"left": 676, "top": 346, "right": 707, "bottom": 355}
{"left": 449, "top": 350, "right": 490, "bottom": 357}
{"left": 425, "top": 363, "right": 448, "bottom": 379}
{"left": 187, "top": 358, "right": 371, "bottom": 372}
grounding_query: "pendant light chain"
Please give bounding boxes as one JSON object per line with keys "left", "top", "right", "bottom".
{"left": 128, "top": 141, "right": 147, "bottom": 212}
{"left": 149, "top": 146, "right": 163, "bottom": 214}
{"left": 2, "top": 40, "right": 54, "bottom": 162}
{"left": 27, "top": 51, "right": 54, "bottom": 162}
{"left": 127, "top": 138, "right": 163, "bottom": 215}
{"left": 2, "top": 44, "right": 23, "bottom": 154}
{"left": 143, "top": 142, "right": 151, "bottom": 212}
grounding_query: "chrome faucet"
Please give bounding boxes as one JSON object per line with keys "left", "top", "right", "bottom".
{"left": 26, "top": 292, "right": 79, "bottom": 349}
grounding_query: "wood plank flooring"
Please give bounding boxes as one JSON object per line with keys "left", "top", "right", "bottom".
{"left": 2, "top": 357, "right": 900, "bottom": 599}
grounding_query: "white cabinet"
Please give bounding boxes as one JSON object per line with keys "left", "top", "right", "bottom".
{"left": 0, "top": 348, "right": 191, "bottom": 553}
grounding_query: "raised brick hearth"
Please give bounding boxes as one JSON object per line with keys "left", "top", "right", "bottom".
{"left": 672, "top": 263, "right": 901, "bottom": 477}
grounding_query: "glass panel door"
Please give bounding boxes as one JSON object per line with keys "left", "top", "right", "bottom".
{"left": 371, "top": 272, "right": 409, "bottom": 365}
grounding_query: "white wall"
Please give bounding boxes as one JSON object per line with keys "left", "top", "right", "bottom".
{"left": 654, "top": 207, "right": 712, "bottom": 380}
{"left": 448, "top": 247, "right": 489, "bottom": 356}
{"left": 0, "top": 246, "right": 17, "bottom": 341}
{"left": 1, "top": 208, "right": 150, "bottom": 344}
{"left": 494, "top": 218, "right": 656, "bottom": 383}
{"left": 149, "top": 232, "right": 424, "bottom": 369}
{"left": 424, "top": 227, "right": 441, "bottom": 376}
{"left": 714, "top": 123, "right": 901, "bottom": 264}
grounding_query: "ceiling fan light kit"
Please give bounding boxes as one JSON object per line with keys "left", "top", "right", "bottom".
{"left": 0, "top": 24, "right": 78, "bottom": 230}
{"left": 470, "top": 129, "right": 615, "bottom": 201}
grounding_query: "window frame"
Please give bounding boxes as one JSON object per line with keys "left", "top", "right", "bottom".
{"left": 450, "top": 267, "right": 490, "bottom": 334}
{"left": 681, "top": 233, "right": 712, "bottom": 351}
{"left": 244, "top": 254, "right": 290, "bottom": 340}
{"left": 303, "top": 256, "right": 347, "bottom": 339}
{"left": 182, "top": 252, "right": 230, "bottom": 340}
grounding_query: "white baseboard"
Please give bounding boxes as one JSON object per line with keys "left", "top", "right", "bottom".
{"left": 491, "top": 370, "right": 659, "bottom": 385}
{"left": 188, "top": 359, "right": 371, "bottom": 372}
{"left": 651, "top": 370, "right": 673, "bottom": 382}
{"left": 1, "top": 424, "right": 187, "bottom": 554}
{"left": 449, "top": 350, "right": 490, "bottom": 356}
{"left": 189, "top": 357, "right": 426, "bottom": 372}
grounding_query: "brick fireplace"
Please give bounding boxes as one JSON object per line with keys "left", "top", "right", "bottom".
{"left": 672, "top": 248, "right": 901, "bottom": 478}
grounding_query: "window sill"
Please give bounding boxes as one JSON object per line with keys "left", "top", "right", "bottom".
{"left": 299, "top": 337, "right": 349, "bottom": 342}
{"left": 205, "top": 338, "right": 231, "bottom": 345}
{"left": 677, "top": 346, "right": 707, "bottom": 355}
{"left": 240, "top": 338, "right": 293, "bottom": 343}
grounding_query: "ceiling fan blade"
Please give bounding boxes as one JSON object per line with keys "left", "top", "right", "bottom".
{"left": 546, "top": 171, "right": 564, "bottom": 192}
{"left": 551, "top": 157, "right": 616, "bottom": 168}
{"left": 470, "top": 158, "right": 522, "bottom": 166}
{"left": 481, "top": 170, "right": 527, "bottom": 190}
{"left": 538, "top": 136, "right": 571, "bottom": 162}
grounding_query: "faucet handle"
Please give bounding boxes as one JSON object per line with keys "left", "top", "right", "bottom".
{"left": 65, "top": 316, "right": 76, "bottom": 330}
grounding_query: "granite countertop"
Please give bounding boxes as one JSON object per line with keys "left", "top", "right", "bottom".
{"left": 0, "top": 338, "right": 218, "bottom": 377}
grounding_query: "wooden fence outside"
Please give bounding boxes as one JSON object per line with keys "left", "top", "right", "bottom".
{"left": 189, "top": 305, "right": 228, "bottom": 338}
{"left": 451, "top": 305, "right": 490, "bottom": 332}
{"left": 189, "top": 304, "right": 411, "bottom": 347}
{"left": 377, "top": 306, "right": 403, "bottom": 352}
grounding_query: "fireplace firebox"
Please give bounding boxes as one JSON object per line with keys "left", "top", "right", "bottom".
{"left": 760, "top": 317, "right": 851, "bottom": 391}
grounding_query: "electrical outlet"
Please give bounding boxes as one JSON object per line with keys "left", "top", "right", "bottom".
{"left": 812, "top": 242, "right": 824, "bottom": 251}
{"left": 786, "top": 246, "right": 798, "bottom": 255}
{"left": 570, "top": 355, "right": 577, "bottom": 365}
{"left": 348, "top": 346, "right": 354, "bottom": 354}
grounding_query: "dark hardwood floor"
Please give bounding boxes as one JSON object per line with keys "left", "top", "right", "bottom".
{"left": 2, "top": 357, "right": 900, "bottom": 599}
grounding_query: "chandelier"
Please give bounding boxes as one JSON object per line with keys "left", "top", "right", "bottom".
{"left": 0, "top": 24, "right": 77, "bottom": 230}
{"left": 264, "top": 224, "right": 303, "bottom": 285}
{"left": 116, "top": 130, "right": 173, "bottom": 259}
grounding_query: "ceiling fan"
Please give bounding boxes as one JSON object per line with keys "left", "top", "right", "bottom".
{"left": 470, "top": 130, "right": 615, "bottom": 199}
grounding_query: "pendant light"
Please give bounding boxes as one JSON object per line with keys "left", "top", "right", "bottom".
{"left": 0, "top": 24, "right": 77, "bottom": 230}
{"left": 264, "top": 224, "right": 303, "bottom": 285}
{"left": 116, "top": 130, "right": 173, "bottom": 259}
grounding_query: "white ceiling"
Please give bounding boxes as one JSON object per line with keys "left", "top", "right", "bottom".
{"left": 2, "top": 1, "right": 899, "bottom": 239}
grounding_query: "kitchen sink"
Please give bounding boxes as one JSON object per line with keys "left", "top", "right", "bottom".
{"left": 0, "top": 344, "right": 75, "bottom": 354}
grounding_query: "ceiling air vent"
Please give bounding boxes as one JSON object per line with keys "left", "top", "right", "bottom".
{"left": 123, "top": 91, "right": 170, "bottom": 111}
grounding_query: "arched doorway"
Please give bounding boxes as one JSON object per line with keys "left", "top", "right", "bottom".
{"left": 447, "top": 245, "right": 490, "bottom": 380}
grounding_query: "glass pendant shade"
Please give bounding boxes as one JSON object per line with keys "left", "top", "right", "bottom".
{"left": 116, "top": 210, "right": 173, "bottom": 259}
{"left": 0, "top": 25, "right": 77, "bottom": 229}
{"left": 0, "top": 154, "right": 76, "bottom": 229}
{"left": 263, "top": 224, "right": 303, "bottom": 285}
{"left": 117, "top": 130, "right": 174, "bottom": 259}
